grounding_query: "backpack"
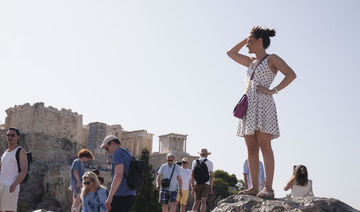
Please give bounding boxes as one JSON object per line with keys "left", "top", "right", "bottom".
{"left": 16, "top": 147, "right": 32, "bottom": 183}
{"left": 194, "top": 159, "right": 209, "bottom": 184}
{"left": 120, "top": 148, "right": 146, "bottom": 190}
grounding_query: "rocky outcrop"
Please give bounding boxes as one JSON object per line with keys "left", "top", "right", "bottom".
{"left": 212, "top": 195, "right": 359, "bottom": 212}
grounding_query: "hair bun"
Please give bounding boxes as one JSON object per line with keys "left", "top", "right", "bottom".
{"left": 264, "top": 28, "right": 276, "bottom": 37}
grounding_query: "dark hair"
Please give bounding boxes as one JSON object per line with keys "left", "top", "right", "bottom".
{"left": 293, "top": 165, "right": 308, "bottom": 186}
{"left": 92, "top": 169, "right": 100, "bottom": 176}
{"left": 8, "top": 128, "right": 20, "bottom": 136}
{"left": 250, "top": 27, "right": 276, "bottom": 49}
{"left": 98, "top": 176, "right": 104, "bottom": 185}
{"left": 78, "top": 149, "right": 95, "bottom": 160}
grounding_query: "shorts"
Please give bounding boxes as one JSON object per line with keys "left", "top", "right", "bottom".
{"left": 194, "top": 184, "right": 210, "bottom": 200}
{"left": 0, "top": 184, "right": 20, "bottom": 211}
{"left": 159, "top": 188, "right": 178, "bottom": 205}
{"left": 110, "top": 195, "right": 136, "bottom": 212}
{"left": 71, "top": 185, "right": 82, "bottom": 198}
{"left": 176, "top": 190, "right": 189, "bottom": 205}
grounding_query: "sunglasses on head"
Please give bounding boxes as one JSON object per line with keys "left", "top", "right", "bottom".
{"left": 6, "top": 134, "right": 16, "bottom": 137}
{"left": 83, "top": 181, "right": 92, "bottom": 185}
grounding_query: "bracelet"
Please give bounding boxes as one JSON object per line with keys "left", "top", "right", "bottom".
{"left": 273, "top": 87, "right": 279, "bottom": 94}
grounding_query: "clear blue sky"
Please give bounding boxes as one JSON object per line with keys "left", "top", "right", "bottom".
{"left": 1, "top": 0, "right": 359, "bottom": 209}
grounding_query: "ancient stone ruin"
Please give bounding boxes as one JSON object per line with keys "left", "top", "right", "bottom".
{"left": 0, "top": 102, "right": 198, "bottom": 211}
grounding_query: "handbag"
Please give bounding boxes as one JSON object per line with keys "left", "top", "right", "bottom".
{"left": 161, "top": 164, "right": 176, "bottom": 188}
{"left": 233, "top": 54, "right": 269, "bottom": 119}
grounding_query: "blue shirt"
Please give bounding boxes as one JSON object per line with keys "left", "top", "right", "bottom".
{"left": 71, "top": 158, "right": 85, "bottom": 188}
{"left": 81, "top": 187, "right": 107, "bottom": 212}
{"left": 243, "top": 159, "right": 265, "bottom": 188}
{"left": 158, "top": 163, "right": 181, "bottom": 192}
{"left": 111, "top": 148, "right": 136, "bottom": 196}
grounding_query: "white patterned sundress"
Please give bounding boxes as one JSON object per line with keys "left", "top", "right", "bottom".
{"left": 237, "top": 57, "right": 280, "bottom": 140}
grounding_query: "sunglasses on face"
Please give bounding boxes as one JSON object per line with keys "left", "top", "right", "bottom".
{"left": 182, "top": 161, "right": 187, "bottom": 164}
{"left": 167, "top": 160, "right": 173, "bottom": 162}
{"left": 83, "top": 181, "right": 92, "bottom": 185}
{"left": 6, "top": 134, "right": 16, "bottom": 137}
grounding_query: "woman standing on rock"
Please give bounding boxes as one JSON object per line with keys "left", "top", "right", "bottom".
{"left": 227, "top": 26, "right": 296, "bottom": 197}
{"left": 284, "top": 165, "right": 314, "bottom": 198}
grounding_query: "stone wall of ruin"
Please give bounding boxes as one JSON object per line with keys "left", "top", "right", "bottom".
{"left": 4, "top": 102, "right": 84, "bottom": 144}
{"left": 122, "top": 130, "right": 153, "bottom": 156}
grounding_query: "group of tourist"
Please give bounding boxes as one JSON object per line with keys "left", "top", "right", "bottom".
{"left": 156, "top": 148, "right": 214, "bottom": 212}
{"left": 0, "top": 127, "right": 215, "bottom": 212}
{"left": 69, "top": 134, "right": 137, "bottom": 212}
{"left": 1, "top": 26, "right": 314, "bottom": 212}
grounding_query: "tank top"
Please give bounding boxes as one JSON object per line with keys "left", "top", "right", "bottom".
{"left": 0, "top": 146, "right": 20, "bottom": 185}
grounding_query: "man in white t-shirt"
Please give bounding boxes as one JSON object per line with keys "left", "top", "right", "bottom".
{"left": 190, "top": 148, "right": 214, "bottom": 212}
{"left": 0, "top": 128, "right": 28, "bottom": 212}
{"left": 176, "top": 158, "right": 191, "bottom": 212}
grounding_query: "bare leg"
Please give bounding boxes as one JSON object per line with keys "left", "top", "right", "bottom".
{"left": 257, "top": 131, "right": 274, "bottom": 190}
{"left": 244, "top": 134, "right": 260, "bottom": 193}
{"left": 200, "top": 197, "right": 207, "bottom": 212}
{"left": 72, "top": 195, "right": 80, "bottom": 211}
{"left": 170, "top": 202, "right": 177, "bottom": 212}
{"left": 162, "top": 204, "right": 169, "bottom": 212}
{"left": 192, "top": 200, "right": 200, "bottom": 211}
{"left": 180, "top": 204, "right": 186, "bottom": 212}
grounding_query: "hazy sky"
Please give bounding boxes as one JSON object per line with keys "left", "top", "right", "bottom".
{"left": 1, "top": 0, "right": 359, "bottom": 209}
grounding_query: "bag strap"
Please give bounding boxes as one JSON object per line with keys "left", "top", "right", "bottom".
{"left": 15, "top": 146, "right": 22, "bottom": 172}
{"left": 119, "top": 148, "right": 134, "bottom": 179}
{"left": 244, "top": 54, "right": 269, "bottom": 94}
{"left": 169, "top": 164, "right": 176, "bottom": 182}
{"left": 119, "top": 148, "right": 134, "bottom": 161}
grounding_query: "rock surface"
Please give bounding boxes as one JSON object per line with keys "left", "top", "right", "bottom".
{"left": 212, "top": 195, "right": 359, "bottom": 212}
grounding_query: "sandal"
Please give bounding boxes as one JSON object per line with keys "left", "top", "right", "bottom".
{"left": 256, "top": 187, "right": 275, "bottom": 198}
{"left": 238, "top": 188, "right": 258, "bottom": 196}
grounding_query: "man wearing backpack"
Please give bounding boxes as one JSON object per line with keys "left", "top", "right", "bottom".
{"left": 100, "top": 135, "right": 136, "bottom": 212}
{"left": 190, "top": 148, "right": 214, "bottom": 212}
{"left": 156, "top": 153, "right": 183, "bottom": 212}
{"left": 0, "top": 128, "right": 28, "bottom": 212}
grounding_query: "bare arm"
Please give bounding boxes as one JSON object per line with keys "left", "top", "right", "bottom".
{"left": 258, "top": 54, "right": 297, "bottom": 95}
{"left": 177, "top": 175, "right": 183, "bottom": 197}
{"left": 155, "top": 174, "right": 162, "bottom": 191}
{"left": 227, "top": 38, "right": 252, "bottom": 67}
{"left": 270, "top": 54, "right": 297, "bottom": 91}
{"left": 10, "top": 149, "right": 28, "bottom": 192}
{"left": 190, "top": 170, "right": 195, "bottom": 197}
{"left": 190, "top": 170, "right": 195, "bottom": 189}
{"left": 284, "top": 176, "right": 295, "bottom": 191}
{"left": 105, "top": 164, "right": 124, "bottom": 210}
{"left": 209, "top": 171, "right": 214, "bottom": 194}
{"left": 108, "top": 164, "right": 123, "bottom": 199}
{"left": 73, "top": 169, "right": 81, "bottom": 188}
